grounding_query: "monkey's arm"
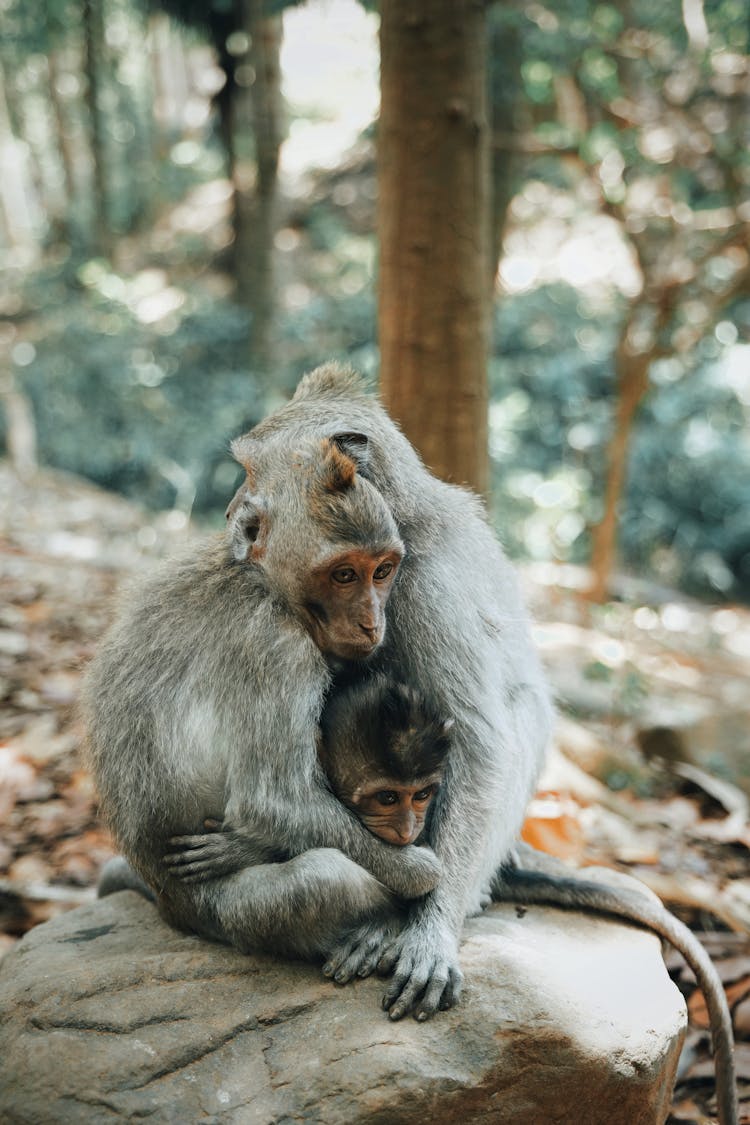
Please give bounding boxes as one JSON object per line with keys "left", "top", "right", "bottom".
{"left": 162, "top": 817, "right": 439, "bottom": 896}
{"left": 221, "top": 747, "right": 444, "bottom": 901}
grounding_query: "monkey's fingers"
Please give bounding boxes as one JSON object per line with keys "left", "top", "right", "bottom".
{"left": 375, "top": 938, "right": 402, "bottom": 976}
{"left": 164, "top": 857, "right": 235, "bottom": 882}
{"left": 163, "top": 844, "right": 230, "bottom": 868}
{"left": 382, "top": 955, "right": 427, "bottom": 1021}
{"left": 323, "top": 928, "right": 371, "bottom": 981}
{"left": 438, "top": 965, "right": 463, "bottom": 1011}
{"left": 356, "top": 938, "right": 388, "bottom": 979}
{"left": 382, "top": 944, "right": 462, "bottom": 1022}
{"left": 166, "top": 833, "right": 226, "bottom": 850}
{"left": 331, "top": 936, "right": 381, "bottom": 983}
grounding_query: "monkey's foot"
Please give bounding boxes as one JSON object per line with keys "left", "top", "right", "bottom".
{"left": 322, "top": 917, "right": 404, "bottom": 985}
{"left": 379, "top": 918, "right": 463, "bottom": 1022}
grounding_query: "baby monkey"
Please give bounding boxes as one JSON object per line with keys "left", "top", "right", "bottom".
{"left": 163, "top": 675, "right": 451, "bottom": 886}
{"left": 319, "top": 675, "right": 452, "bottom": 847}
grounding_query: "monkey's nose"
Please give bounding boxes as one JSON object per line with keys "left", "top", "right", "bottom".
{"left": 395, "top": 814, "right": 416, "bottom": 843}
{"left": 358, "top": 623, "right": 379, "bottom": 642}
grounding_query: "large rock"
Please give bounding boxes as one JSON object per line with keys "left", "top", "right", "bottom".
{"left": 0, "top": 892, "right": 686, "bottom": 1124}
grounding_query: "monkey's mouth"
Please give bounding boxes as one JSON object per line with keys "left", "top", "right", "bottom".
{"left": 327, "top": 636, "right": 382, "bottom": 662}
{"left": 304, "top": 603, "right": 383, "bottom": 661}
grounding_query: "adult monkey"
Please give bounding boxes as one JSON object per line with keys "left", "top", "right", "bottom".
{"left": 87, "top": 429, "right": 443, "bottom": 961}
{"left": 85, "top": 362, "right": 553, "bottom": 1021}
{"left": 218, "top": 361, "right": 554, "bottom": 1019}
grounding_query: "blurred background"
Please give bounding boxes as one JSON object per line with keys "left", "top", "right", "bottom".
{"left": 1, "top": 0, "right": 748, "bottom": 601}
{"left": 0, "top": 2, "right": 749, "bottom": 1117}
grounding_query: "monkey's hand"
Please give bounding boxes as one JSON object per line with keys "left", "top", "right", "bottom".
{"left": 377, "top": 915, "right": 463, "bottom": 1022}
{"left": 163, "top": 821, "right": 253, "bottom": 883}
{"left": 322, "top": 915, "right": 405, "bottom": 984}
{"left": 375, "top": 843, "right": 442, "bottom": 899}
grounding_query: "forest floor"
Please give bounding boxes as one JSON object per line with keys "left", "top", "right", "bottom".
{"left": 1, "top": 459, "right": 749, "bottom": 1123}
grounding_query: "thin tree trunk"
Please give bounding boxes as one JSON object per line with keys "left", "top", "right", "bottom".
{"left": 236, "top": 2, "right": 284, "bottom": 369}
{"left": 587, "top": 342, "right": 651, "bottom": 602}
{"left": 1, "top": 371, "right": 38, "bottom": 482}
{"left": 378, "top": 0, "right": 490, "bottom": 494}
{"left": 0, "top": 61, "right": 38, "bottom": 248}
{"left": 47, "top": 51, "right": 76, "bottom": 228}
{"left": 82, "top": 0, "right": 110, "bottom": 256}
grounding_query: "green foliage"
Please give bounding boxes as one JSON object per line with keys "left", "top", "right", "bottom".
{"left": 489, "top": 285, "right": 750, "bottom": 599}
{"left": 7, "top": 262, "right": 261, "bottom": 514}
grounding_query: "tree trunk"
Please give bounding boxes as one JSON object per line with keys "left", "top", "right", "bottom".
{"left": 587, "top": 342, "right": 651, "bottom": 602}
{"left": 0, "top": 61, "right": 38, "bottom": 249}
{"left": 1, "top": 376, "right": 38, "bottom": 482}
{"left": 378, "top": 0, "right": 491, "bottom": 495}
{"left": 235, "top": 1, "right": 284, "bottom": 370}
{"left": 47, "top": 51, "right": 76, "bottom": 231}
{"left": 82, "top": 0, "right": 110, "bottom": 256}
{"left": 488, "top": 10, "right": 523, "bottom": 289}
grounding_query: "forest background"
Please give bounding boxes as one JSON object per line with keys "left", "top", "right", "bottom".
{"left": 0, "top": 1, "right": 749, "bottom": 1120}
{"left": 1, "top": 0, "right": 749, "bottom": 604}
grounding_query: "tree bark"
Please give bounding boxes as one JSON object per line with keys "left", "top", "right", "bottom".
{"left": 0, "top": 369, "right": 37, "bottom": 482}
{"left": 378, "top": 0, "right": 491, "bottom": 495}
{"left": 235, "top": 1, "right": 284, "bottom": 370}
{"left": 82, "top": 0, "right": 110, "bottom": 256}
{"left": 587, "top": 341, "right": 651, "bottom": 602}
{"left": 47, "top": 51, "right": 76, "bottom": 220}
{"left": 488, "top": 10, "right": 523, "bottom": 289}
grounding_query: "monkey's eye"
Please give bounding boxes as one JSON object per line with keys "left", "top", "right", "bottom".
{"left": 413, "top": 786, "right": 436, "bottom": 803}
{"left": 331, "top": 566, "right": 357, "bottom": 585}
{"left": 373, "top": 561, "right": 394, "bottom": 581}
{"left": 375, "top": 790, "right": 399, "bottom": 806}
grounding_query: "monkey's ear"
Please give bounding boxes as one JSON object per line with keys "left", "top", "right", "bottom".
{"left": 332, "top": 432, "right": 370, "bottom": 475}
{"left": 226, "top": 488, "right": 265, "bottom": 562}
{"left": 319, "top": 439, "right": 358, "bottom": 493}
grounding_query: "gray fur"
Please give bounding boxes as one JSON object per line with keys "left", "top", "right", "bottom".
{"left": 84, "top": 363, "right": 553, "bottom": 1016}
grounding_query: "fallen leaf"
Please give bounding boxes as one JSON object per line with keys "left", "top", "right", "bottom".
{"left": 522, "top": 792, "right": 586, "bottom": 861}
{"left": 688, "top": 976, "right": 750, "bottom": 1028}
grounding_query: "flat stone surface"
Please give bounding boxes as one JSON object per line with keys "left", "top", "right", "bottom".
{"left": 0, "top": 891, "right": 686, "bottom": 1124}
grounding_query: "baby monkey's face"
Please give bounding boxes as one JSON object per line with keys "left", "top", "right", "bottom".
{"left": 351, "top": 778, "right": 440, "bottom": 846}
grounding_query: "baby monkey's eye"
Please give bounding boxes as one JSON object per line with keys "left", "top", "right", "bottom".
{"left": 414, "top": 786, "right": 437, "bottom": 803}
{"left": 331, "top": 566, "right": 357, "bottom": 585}
{"left": 375, "top": 790, "right": 399, "bottom": 806}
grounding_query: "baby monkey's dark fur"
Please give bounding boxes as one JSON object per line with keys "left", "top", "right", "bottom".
{"left": 320, "top": 675, "right": 451, "bottom": 798}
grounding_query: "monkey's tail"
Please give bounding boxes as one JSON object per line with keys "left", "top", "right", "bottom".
{"left": 493, "top": 866, "right": 738, "bottom": 1125}
{"left": 98, "top": 855, "right": 155, "bottom": 902}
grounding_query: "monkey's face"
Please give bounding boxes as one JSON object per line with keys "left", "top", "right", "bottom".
{"left": 302, "top": 547, "right": 403, "bottom": 660}
{"left": 351, "top": 778, "right": 440, "bottom": 845}
{"left": 227, "top": 434, "right": 404, "bottom": 662}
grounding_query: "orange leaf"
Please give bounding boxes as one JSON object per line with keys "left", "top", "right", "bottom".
{"left": 522, "top": 791, "right": 585, "bottom": 861}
